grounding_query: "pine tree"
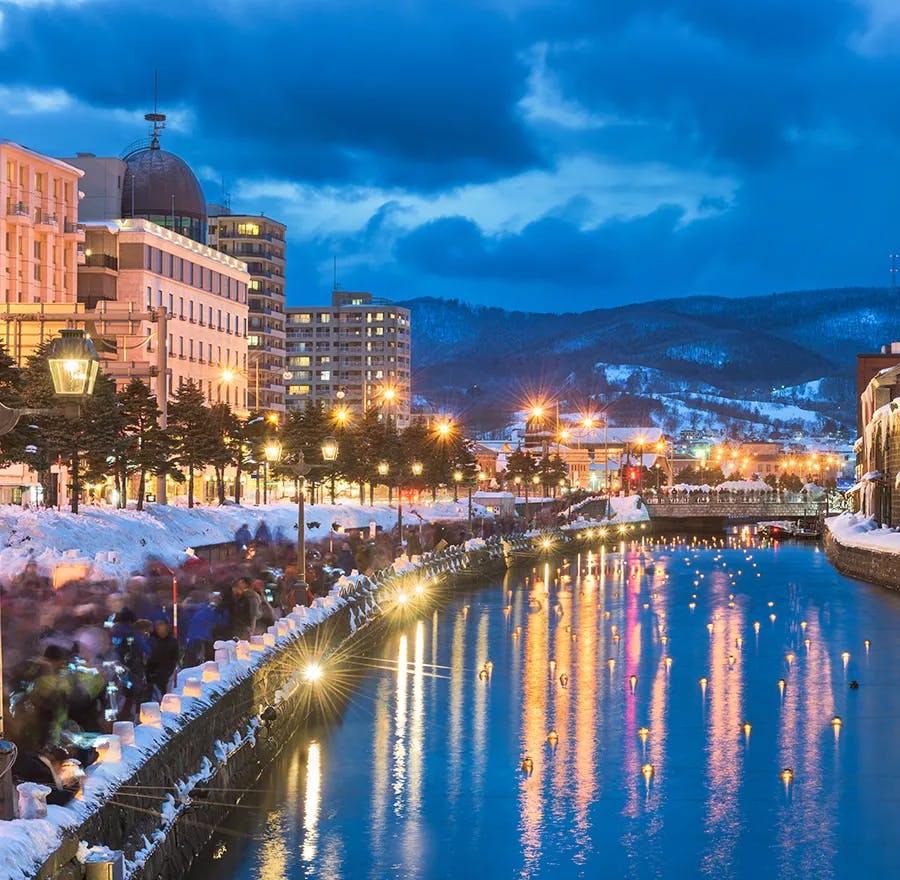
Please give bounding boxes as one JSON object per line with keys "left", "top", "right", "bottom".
{"left": 116, "top": 379, "right": 170, "bottom": 510}
{"left": 207, "top": 402, "right": 238, "bottom": 504}
{"left": 168, "top": 380, "right": 216, "bottom": 507}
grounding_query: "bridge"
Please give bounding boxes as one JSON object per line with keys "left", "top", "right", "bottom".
{"left": 574, "top": 492, "right": 827, "bottom": 533}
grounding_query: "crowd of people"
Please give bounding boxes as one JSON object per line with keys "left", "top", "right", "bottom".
{"left": 0, "top": 516, "right": 495, "bottom": 801}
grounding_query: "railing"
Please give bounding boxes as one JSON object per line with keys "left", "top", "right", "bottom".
{"left": 63, "top": 218, "right": 79, "bottom": 234}
{"left": 6, "top": 201, "right": 28, "bottom": 217}
{"left": 83, "top": 253, "right": 119, "bottom": 270}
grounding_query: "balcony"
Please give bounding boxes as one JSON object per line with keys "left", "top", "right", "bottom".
{"left": 35, "top": 211, "right": 58, "bottom": 227}
{"left": 6, "top": 201, "right": 30, "bottom": 223}
{"left": 83, "top": 253, "right": 118, "bottom": 271}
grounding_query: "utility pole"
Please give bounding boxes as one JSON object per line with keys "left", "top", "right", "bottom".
{"left": 155, "top": 306, "right": 168, "bottom": 504}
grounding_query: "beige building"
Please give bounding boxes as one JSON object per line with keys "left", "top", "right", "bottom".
{"left": 285, "top": 290, "right": 411, "bottom": 426}
{"left": 80, "top": 219, "right": 249, "bottom": 408}
{"left": 1, "top": 140, "right": 84, "bottom": 306}
{"left": 208, "top": 211, "right": 286, "bottom": 413}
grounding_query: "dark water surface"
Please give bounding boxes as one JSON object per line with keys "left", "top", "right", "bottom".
{"left": 186, "top": 537, "right": 900, "bottom": 879}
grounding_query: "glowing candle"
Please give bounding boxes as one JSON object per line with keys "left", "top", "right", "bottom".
{"left": 112, "top": 721, "right": 135, "bottom": 746}
{"left": 546, "top": 730, "right": 559, "bottom": 746}
{"left": 182, "top": 676, "right": 202, "bottom": 698}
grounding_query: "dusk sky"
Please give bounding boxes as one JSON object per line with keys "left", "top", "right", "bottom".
{"left": 2, "top": 0, "right": 900, "bottom": 311}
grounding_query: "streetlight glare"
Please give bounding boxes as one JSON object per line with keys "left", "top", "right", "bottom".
{"left": 303, "top": 663, "right": 323, "bottom": 683}
{"left": 221, "top": 368, "right": 235, "bottom": 383}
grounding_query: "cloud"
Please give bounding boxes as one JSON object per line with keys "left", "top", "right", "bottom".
{"left": 0, "top": 0, "right": 896, "bottom": 312}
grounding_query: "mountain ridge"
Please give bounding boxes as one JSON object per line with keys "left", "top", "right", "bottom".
{"left": 399, "top": 286, "right": 897, "bottom": 435}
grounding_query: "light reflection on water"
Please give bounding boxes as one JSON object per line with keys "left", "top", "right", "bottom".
{"left": 189, "top": 538, "right": 900, "bottom": 880}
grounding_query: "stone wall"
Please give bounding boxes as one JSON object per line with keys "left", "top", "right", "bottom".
{"left": 824, "top": 530, "right": 900, "bottom": 591}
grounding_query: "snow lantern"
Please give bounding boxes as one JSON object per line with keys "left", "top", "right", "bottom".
{"left": 182, "top": 677, "right": 202, "bottom": 698}
{"left": 17, "top": 782, "right": 51, "bottom": 819}
{"left": 96, "top": 734, "right": 122, "bottom": 763}
{"left": 236, "top": 640, "right": 251, "bottom": 661}
{"left": 112, "top": 721, "right": 135, "bottom": 747}
{"left": 139, "top": 702, "right": 162, "bottom": 726}
{"left": 160, "top": 693, "right": 182, "bottom": 714}
{"left": 201, "top": 662, "right": 221, "bottom": 682}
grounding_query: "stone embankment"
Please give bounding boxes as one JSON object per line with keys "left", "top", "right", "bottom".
{"left": 824, "top": 528, "right": 900, "bottom": 591}
{"left": 23, "top": 529, "right": 606, "bottom": 880}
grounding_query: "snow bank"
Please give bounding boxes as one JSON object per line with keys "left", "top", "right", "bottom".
{"left": 0, "top": 500, "right": 492, "bottom": 587}
{"left": 826, "top": 512, "right": 900, "bottom": 553}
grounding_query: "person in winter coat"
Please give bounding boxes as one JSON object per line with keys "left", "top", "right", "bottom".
{"left": 254, "top": 521, "right": 272, "bottom": 547}
{"left": 145, "top": 620, "right": 179, "bottom": 699}
{"left": 234, "top": 523, "right": 253, "bottom": 552}
{"left": 335, "top": 542, "right": 356, "bottom": 575}
{"left": 231, "top": 578, "right": 259, "bottom": 640}
{"left": 110, "top": 609, "right": 149, "bottom": 721}
{"left": 252, "top": 579, "right": 275, "bottom": 631}
{"left": 184, "top": 594, "right": 224, "bottom": 665}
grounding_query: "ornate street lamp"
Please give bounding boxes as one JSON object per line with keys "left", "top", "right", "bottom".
{"left": 46, "top": 328, "right": 100, "bottom": 399}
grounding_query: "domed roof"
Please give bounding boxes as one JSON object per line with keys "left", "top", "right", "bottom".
{"left": 122, "top": 143, "right": 207, "bottom": 243}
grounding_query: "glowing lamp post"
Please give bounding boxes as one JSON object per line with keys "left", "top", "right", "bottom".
{"left": 322, "top": 434, "right": 339, "bottom": 503}
{"left": 289, "top": 435, "right": 338, "bottom": 595}
{"left": 263, "top": 441, "right": 281, "bottom": 505}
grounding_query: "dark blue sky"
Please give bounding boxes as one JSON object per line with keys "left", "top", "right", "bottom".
{"left": 2, "top": 0, "right": 899, "bottom": 311}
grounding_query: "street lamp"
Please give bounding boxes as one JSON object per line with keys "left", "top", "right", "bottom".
{"left": 288, "top": 436, "right": 339, "bottom": 596}
{"left": 453, "top": 469, "right": 463, "bottom": 502}
{"left": 263, "top": 441, "right": 281, "bottom": 505}
{"left": 46, "top": 328, "right": 100, "bottom": 398}
{"left": 322, "top": 434, "right": 338, "bottom": 503}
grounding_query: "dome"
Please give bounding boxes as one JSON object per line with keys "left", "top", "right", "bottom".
{"left": 122, "top": 143, "right": 207, "bottom": 243}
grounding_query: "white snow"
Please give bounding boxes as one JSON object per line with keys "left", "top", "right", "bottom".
{"left": 0, "top": 500, "right": 492, "bottom": 587}
{"left": 826, "top": 512, "right": 900, "bottom": 553}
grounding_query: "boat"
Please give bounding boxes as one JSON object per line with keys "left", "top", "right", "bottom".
{"left": 757, "top": 520, "right": 821, "bottom": 539}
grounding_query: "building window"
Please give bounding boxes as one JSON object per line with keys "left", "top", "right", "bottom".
{"left": 189, "top": 301, "right": 194, "bottom": 321}
{"left": 168, "top": 293, "right": 174, "bottom": 315}
{"left": 319, "top": 313, "right": 331, "bottom": 324}
{"left": 238, "top": 222, "right": 260, "bottom": 236}
{"left": 179, "top": 337, "right": 184, "bottom": 356}
{"left": 146, "top": 286, "right": 152, "bottom": 309}
{"left": 289, "top": 356, "right": 311, "bottom": 367}
{"left": 217, "top": 309, "right": 222, "bottom": 330}
{"left": 294, "top": 313, "right": 312, "bottom": 324}
{"left": 178, "top": 297, "right": 184, "bottom": 319}
{"left": 288, "top": 385, "right": 311, "bottom": 396}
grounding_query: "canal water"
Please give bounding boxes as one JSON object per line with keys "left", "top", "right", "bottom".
{"left": 187, "top": 537, "right": 900, "bottom": 880}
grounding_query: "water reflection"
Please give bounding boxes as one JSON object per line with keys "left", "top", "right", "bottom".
{"left": 188, "top": 539, "right": 900, "bottom": 880}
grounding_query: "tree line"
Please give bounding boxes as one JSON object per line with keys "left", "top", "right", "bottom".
{"left": 0, "top": 344, "right": 479, "bottom": 512}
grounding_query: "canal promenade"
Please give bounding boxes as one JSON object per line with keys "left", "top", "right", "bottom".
{"left": 4, "top": 530, "right": 565, "bottom": 880}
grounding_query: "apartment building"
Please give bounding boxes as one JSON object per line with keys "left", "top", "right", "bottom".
{"left": 285, "top": 291, "right": 411, "bottom": 426}
{"left": 1, "top": 141, "right": 84, "bottom": 307}
{"left": 208, "top": 211, "right": 286, "bottom": 413}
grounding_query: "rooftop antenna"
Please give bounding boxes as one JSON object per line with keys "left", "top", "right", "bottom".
{"left": 333, "top": 255, "right": 339, "bottom": 291}
{"left": 891, "top": 254, "right": 899, "bottom": 289}
{"left": 145, "top": 69, "right": 166, "bottom": 149}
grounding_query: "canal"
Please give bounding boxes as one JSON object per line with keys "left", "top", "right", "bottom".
{"left": 187, "top": 537, "right": 900, "bottom": 879}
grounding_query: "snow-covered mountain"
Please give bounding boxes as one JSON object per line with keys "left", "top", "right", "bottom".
{"left": 400, "top": 286, "right": 884, "bottom": 435}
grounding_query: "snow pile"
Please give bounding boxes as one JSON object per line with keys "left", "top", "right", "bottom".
{"left": 566, "top": 495, "right": 650, "bottom": 528}
{"left": 826, "top": 512, "right": 900, "bottom": 553}
{"left": 0, "top": 500, "right": 491, "bottom": 587}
